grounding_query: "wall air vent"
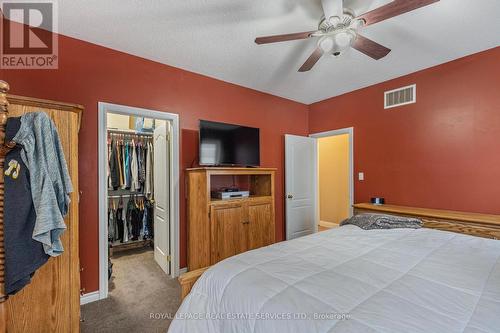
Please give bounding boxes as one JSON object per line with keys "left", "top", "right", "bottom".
{"left": 384, "top": 84, "right": 416, "bottom": 109}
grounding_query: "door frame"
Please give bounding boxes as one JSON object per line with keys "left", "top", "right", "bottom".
{"left": 309, "top": 127, "right": 354, "bottom": 224}
{"left": 96, "top": 102, "right": 180, "bottom": 302}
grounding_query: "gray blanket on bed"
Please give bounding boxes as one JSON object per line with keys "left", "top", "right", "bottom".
{"left": 340, "top": 213, "right": 422, "bottom": 230}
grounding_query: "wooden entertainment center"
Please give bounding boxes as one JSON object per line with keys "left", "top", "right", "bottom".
{"left": 187, "top": 167, "right": 276, "bottom": 271}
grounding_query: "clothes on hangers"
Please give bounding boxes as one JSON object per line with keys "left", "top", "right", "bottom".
{"left": 107, "top": 133, "right": 153, "bottom": 196}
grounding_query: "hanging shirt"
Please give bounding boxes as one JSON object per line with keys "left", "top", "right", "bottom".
{"left": 115, "top": 141, "right": 123, "bottom": 188}
{"left": 109, "top": 139, "right": 120, "bottom": 190}
{"left": 145, "top": 199, "right": 154, "bottom": 238}
{"left": 116, "top": 207, "right": 124, "bottom": 243}
{"left": 120, "top": 203, "right": 129, "bottom": 243}
{"left": 12, "top": 112, "right": 73, "bottom": 257}
{"left": 121, "top": 142, "right": 127, "bottom": 189}
{"left": 136, "top": 143, "right": 144, "bottom": 190}
{"left": 4, "top": 117, "right": 50, "bottom": 295}
{"left": 131, "top": 140, "right": 139, "bottom": 191}
{"left": 108, "top": 208, "right": 114, "bottom": 241}
{"left": 140, "top": 143, "right": 146, "bottom": 185}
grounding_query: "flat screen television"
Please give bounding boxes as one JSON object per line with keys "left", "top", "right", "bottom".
{"left": 199, "top": 120, "right": 260, "bottom": 167}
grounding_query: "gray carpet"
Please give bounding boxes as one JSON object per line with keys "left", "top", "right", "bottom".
{"left": 81, "top": 247, "right": 181, "bottom": 333}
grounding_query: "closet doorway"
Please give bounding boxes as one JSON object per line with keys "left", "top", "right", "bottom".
{"left": 97, "top": 103, "right": 180, "bottom": 301}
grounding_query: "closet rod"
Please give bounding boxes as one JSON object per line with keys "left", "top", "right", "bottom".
{"left": 108, "top": 193, "right": 146, "bottom": 198}
{"left": 107, "top": 128, "right": 153, "bottom": 136}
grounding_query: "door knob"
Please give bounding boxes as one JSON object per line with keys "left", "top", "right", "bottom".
{"left": 287, "top": 194, "right": 293, "bottom": 199}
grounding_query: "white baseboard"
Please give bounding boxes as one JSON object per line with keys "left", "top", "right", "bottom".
{"left": 319, "top": 220, "right": 339, "bottom": 228}
{"left": 179, "top": 267, "right": 188, "bottom": 275}
{"left": 80, "top": 291, "right": 100, "bottom": 305}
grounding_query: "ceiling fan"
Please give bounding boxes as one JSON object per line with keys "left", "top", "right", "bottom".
{"left": 254, "top": 0, "right": 440, "bottom": 72}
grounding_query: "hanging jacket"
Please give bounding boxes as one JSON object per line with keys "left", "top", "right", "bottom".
{"left": 116, "top": 207, "right": 124, "bottom": 243}
{"left": 140, "top": 143, "right": 146, "bottom": 185}
{"left": 121, "top": 142, "right": 127, "bottom": 189}
{"left": 12, "top": 112, "right": 73, "bottom": 257}
{"left": 109, "top": 139, "right": 120, "bottom": 190}
{"left": 131, "top": 140, "right": 139, "bottom": 191}
{"left": 117, "top": 142, "right": 124, "bottom": 188}
{"left": 145, "top": 199, "right": 154, "bottom": 239}
{"left": 108, "top": 207, "right": 116, "bottom": 242}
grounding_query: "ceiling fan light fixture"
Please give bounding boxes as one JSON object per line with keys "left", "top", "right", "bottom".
{"left": 327, "top": 15, "right": 341, "bottom": 28}
{"left": 333, "top": 29, "right": 357, "bottom": 51}
{"left": 318, "top": 36, "right": 335, "bottom": 53}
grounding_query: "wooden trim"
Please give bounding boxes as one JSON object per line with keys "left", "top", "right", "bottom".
{"left": 319, "top": 221, "right": 338, "bottom": 228}
{"left": 353, "top": 203, "right": 500, "bottom": 240}
{"left": 179, "top": 267, "right": 209, "bottom": 300}
{"left": 6, "top": 94, "right": 83, "bottom": 112}
{"left": 7, "top": 94, "right": 83, "bottom": 131}
{"left": 0, "top": 81, "right": 10, "bottom": 333}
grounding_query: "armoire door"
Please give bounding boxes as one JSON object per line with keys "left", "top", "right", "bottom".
{"left": 248, "top": 199, "right": 274, "bottom": 250}
{"left": 4, "top": 96, "right": 81, "bottom": 333}
{"left": 210, "top": 202, "right": 247, "bottom": 263}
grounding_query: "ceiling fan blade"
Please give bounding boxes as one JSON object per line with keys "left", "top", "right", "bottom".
{"left": 352, "top": 34, "right": 391, "bottom": 60}
{"left": 321, "top": 0, "right": 344, "bottom": 19}
{"left": 255, "top": 31, "right": 317, "bottom": 45}
{"left": 298, "top": 47, "right": 324, "bottom": 72}
{"left": 357, "top": 0, "right": 440, "bottom": 27}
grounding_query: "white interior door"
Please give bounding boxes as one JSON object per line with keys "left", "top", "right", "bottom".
{"left": 153, "top": 122, "right": 170, "bottom": 275}
{"left": 285, "top": 134, "right": 318, "bottom": 240}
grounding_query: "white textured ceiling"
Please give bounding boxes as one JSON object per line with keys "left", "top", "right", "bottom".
{"left": 54, "top": 0, "right": 500, "bottom": 104}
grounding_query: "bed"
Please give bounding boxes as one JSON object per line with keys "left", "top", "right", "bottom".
{"left": 169, "top": 205, "right": 500, "bottom": 333}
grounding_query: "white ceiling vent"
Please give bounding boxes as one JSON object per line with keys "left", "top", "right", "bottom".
{"left": 384, "top": 84, "right": 416, "bottom": 109}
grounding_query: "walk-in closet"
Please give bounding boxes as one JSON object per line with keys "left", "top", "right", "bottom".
{"left": 105, "top": 112, "right": 172, "bottom": 294}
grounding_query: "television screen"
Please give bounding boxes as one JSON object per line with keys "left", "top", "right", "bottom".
{"left": 199, "top": 120, "right": 260, "bottom": 166}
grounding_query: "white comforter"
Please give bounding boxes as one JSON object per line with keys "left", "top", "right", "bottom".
{"left": 169, "top": 226, "right": 500, "bottom": 333}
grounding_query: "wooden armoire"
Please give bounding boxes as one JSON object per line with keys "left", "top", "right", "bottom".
{"left": 0, "top": 81, "right": 82, "bottom": 333}
{"left": 187, "top": 167, "right": 276, "bottom": 271}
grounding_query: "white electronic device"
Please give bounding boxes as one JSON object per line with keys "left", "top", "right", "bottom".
{"left": 212, "top": 191, "right": 250, "bottom": 200}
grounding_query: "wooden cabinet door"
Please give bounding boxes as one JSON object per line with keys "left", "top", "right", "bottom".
{"left": 248, "top": 199, "right": 274, "bottom": 250}
{"left": 210, "top": 202, "right": 247, "bottom": 263}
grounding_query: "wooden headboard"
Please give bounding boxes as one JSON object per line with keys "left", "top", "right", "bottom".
{"left": 353, "top": 203, "right": 500, "bottom": 240}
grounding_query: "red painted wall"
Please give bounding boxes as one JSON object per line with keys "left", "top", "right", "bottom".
{"left": 309, "top": 47, "right": 500, "bottom": 214}
{"left": 0, "top": 34, "right": 309, "bottom": 293}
